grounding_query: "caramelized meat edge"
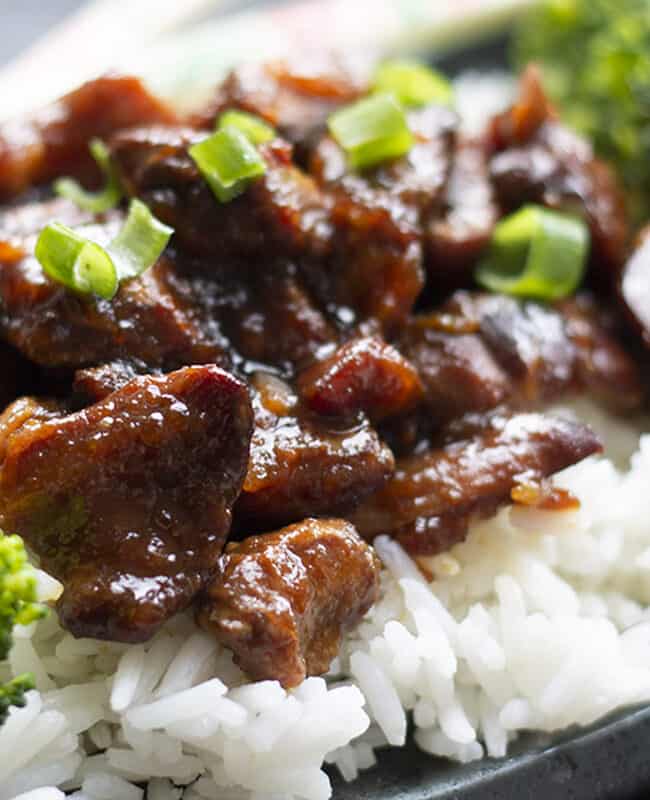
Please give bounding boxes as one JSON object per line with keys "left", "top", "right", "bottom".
{"left": 488, "top": 65, "right": 629, "bottom": 276}
{"left": 297, "top": 335, "right": 423, "bottom": 422}
{"left": 350, "top": 412, "right": 602, "bottom": 555}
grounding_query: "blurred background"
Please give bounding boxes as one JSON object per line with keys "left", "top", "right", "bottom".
{"left": 2, "top": 0, "right": 649, "bottom": 207}
{"left": 0, "top": 0, "right": 527, "bottom": 122}
{"left": 0, "top": 0, "right": 82, "bottom": 64}
{"left": 0, "top": 0, "right": 278, "bottom": 66}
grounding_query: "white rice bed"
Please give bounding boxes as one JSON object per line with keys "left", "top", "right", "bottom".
{"left": 4, "top": 403, "right": 650, "bottom": 800}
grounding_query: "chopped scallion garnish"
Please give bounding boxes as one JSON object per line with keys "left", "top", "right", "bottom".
{"left": 35, "top": 223, "right": 118, "bottom": 300}
{"left": 328, "top": 92, "right": 414, "bottom": 171}
{"left": 53, "top": 139, "right": 122, "bottom": 213}
{"left": 107, "top": 199, "right": 174, "bottom": 281}
{"left": 189, "top": 127, "right": 267, "bottom": 203}
{"left": 35, "top": 199, "right": 173, "bottom": 300}
{"left": 475, "top": 205, "right": 589, "bottom": 301}
{"left": 72, "top": 241, "right": 119, "bottom": 299}
{"left": 218, "top": 110, "right": 275, "bottom": 145}
{"left": 372, "top": 60, "right": 453, "bottom": 107}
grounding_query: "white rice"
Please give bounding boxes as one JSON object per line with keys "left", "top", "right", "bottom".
{"left": 2, "top": 402, "right": 650, "bottom": 799}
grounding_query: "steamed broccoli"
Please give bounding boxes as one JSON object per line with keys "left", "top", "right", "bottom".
{"left": 0, "top": 532, "right": 47, "bottom": 724}
{"left": 514, "top": 0, "right": 650, "bottom": 217}
{"left": 0, "top": 675, "right": 36, "bottom": 723}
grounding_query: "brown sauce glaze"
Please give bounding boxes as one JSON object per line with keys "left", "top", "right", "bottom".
{"left": 236, "top": 374, "right": 395, "bottom": 530}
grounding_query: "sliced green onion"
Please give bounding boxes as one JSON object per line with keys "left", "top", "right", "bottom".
{"left": 107, "top": 199, "right": 173, "bottom": 281}
{"left": 328, "top": 92, "right": 414, "bottom": 171}
{"left": 218, "top": 109, "right": 275, "bottom": 145}
{"left": 475, "top": 205, "right": 589, "bottom": 301}
{"left": 72, "top": 241, "right": 119, "bottom": 299}
{"left": 53, "top": 139, "right": 122, "bottom": 213}
{"left": 34, "top": 199, "right": 173, "bottom": 300}
{"left": 372, "top": 60, "right": 453, "bottom": 107}
{"left": 189, "top": 127, "right": 267, "bottom": 203}
{"left": 35, "top": 223, "right": 118, "bottom": 300}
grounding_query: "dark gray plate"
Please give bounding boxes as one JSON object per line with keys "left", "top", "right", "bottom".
{"left": 330, "top": 707, "right": 650, "bottom": 800}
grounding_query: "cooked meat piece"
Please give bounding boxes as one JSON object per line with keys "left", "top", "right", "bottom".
{"left": 468, "top": 293, "right": 576, "bottom": 405}
{"left": 198, "top": 261, "right": 338, "bottom": 372}
{"left": 72, "top": 360, "right": 148, "bottom": 402}
{"left": 559, "top": 293, "right": 644, "bottom": 413}
{"left": 400, "top": 315, "right": 509, "bottom": 427}
{"left": 110, "top": 127, "right": 333, "bottom": 262}
{"left": 488, "top": 66, "right": 628, "bottom": 273}
{"left": 306, "top": 104, "right": 456, "bottom": 328}
{"left": 113, "top": 117, "right": 434, "bottom": 330}
{"left": 3, "top": 252, "right": 225, "bottom": 370}
{"left": 0, "top": 75, "right": 175, "bottom": 200}
{"left": 490, "top": 129, "right": 628, "bottom": 274}
{"left": 196, "top": 517, "right": 380, "bottom": 688}
{"left": 309, "top": 141, "right": 423, "bottom": 328}
{"left": 326, "top": 185, "right": 423, "bottom": 330}
{"left": 453, "top": 291, "right": 643, "bottom": 414}
{"left": 192, "top": 56, "right": 368, "bottom": 159}
{"left": 0, "top": 365, "right": 253, "bottom": 642}
{"left": 310, "top": 105, "right": 457, "bottom": 213}
{"left": 489, "top": 64, "right": 555, "bottom": 149}
{"left": 0, "top": 199, "right": 227, "bottom": 369}
{"left": 349, "top": 411, "right": 602, "bottom": 554}
{"left": 620, "top": 225, "right": 650, "bottom": 349}
{"left": 236, "top": 373, "right": 394, "bottom": 529}
{"left": 425, "top": 139, "right": 498, "bottom": 292}
{"left": 402, "top": 291, "right": 643, "bottom": 427}
{"left": 296, "top": 335, "right": 422, "bottom": 421}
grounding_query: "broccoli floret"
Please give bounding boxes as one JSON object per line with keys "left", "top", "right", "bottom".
{"left": 0, "top": 532, "right": 47, "bottom": 724}
{"left": 513, "top": 0, "right": 650, "bottom": 218}
{"left": 0, "top": 674, "right": 35, "bottom": 725}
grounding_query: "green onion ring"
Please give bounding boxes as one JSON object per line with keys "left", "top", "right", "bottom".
{"left": 107, "top": 199, "right": 174, "bottom": 281}
{"left": 475, "top": 205, "right": 589, "bottom": 301}
{"left": 35, "top": 199, "right": 173, "bottom": 300}
{"left": 35, "top": 223, "right": 118, "bottom": 300}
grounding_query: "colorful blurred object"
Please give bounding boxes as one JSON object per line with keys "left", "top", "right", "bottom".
{"left": 515, "top": 0, "right": 650, "bottom": 216}
{"left": 0, "top": 0, "right": 534, "bottom": 121}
